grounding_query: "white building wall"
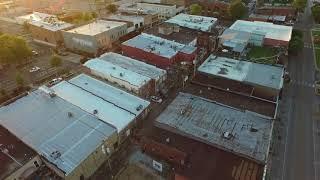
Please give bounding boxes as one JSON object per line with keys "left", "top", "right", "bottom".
{"left": 137, "top": 3, "right": 177, "bottom": 20}
{"left": 89, "top": 68, "right": 142, "bottom": 94}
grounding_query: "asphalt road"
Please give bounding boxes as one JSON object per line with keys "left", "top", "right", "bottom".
{"left": 278, "top": 0, "right": 319, "bottom": 179}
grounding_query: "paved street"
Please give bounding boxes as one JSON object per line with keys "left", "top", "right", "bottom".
{"left": 270, "top": 0, "right": 320, "bottom": 179}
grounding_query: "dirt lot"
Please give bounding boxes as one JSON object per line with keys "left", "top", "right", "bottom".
{"left": 116, "top": 164, "right": 164, "bottom": 180}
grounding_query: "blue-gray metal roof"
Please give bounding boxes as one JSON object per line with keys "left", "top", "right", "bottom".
{"left": 0, "top": 89, "right": 116, "bottom": 176}
{"left": 155, "top": 93, "right": 273, "bottom": 164}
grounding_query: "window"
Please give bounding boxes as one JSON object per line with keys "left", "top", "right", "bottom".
{"left": 113, "top": 142, "right": 118, "bottom": 149}
{"left": 34, "top": 161, "right": 39, "bottom": 167}
{"left": 80, "top": 175, "right": 84, "bottom": 180}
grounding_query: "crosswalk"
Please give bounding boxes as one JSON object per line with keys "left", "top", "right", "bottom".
{"left": 290, "top": 79, "right": 315, "bottom": 88}
{"left": 304, "top": 43, "right": 313, "bottom": 48}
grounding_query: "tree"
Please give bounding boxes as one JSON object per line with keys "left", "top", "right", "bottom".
{"left": 229, "top": 0, "right": 247, "bottom": 20}
{"left": 0, "top": 34, "right": 32, "bottom": 65}
{"left": 312, "top": 5, "right": 320, "bottom": 23}
{"left": 50, "top": 55, "right": 62, "bottom": 67}
{"left": 15, "top": 72, "right": 24, "bottom": 87}
{"left": 106, "top": 4, "right": 117, "bottom": 13}
{"left": 288, "top": 36, "right": 303, "bottom": 54}
{"left": 190, "top": 4, "right": 202, "bottom": 15}
{"left": 293, "top": 0, "right": 307, "bottom": 12}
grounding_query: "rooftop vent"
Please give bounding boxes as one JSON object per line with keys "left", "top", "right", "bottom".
{"left": 67, "top": 112, "right": 73, "bottom": 118}
{"left": 120, "top": 72, "right": 124, "bottom": 77}
{"left": 136, "top": 104, "right": 143, "bottom": 111}
{"left": 250, "top": 127, "right": 258, "bottom": 132}
{"left": 93, "top": 109, "right": 98, "bottom": 114}
{"left": 222, "top": 131, "right": 233, "bottom": 140}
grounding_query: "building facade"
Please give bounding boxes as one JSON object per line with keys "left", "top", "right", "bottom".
{"left": 62, "top": 20, "right": 127, "bottom": 55}
{"left": 122, "top": 33, "right": 197, "bottom": 69}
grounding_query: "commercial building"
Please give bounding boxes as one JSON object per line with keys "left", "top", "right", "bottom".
{"left": 99, "top": 52, "right": 167, "bottom": 93}
{"left": 136, "top": 2, "right": 183, "bottom": 20}
{"left": 52, "top": 74, "right": 151, "bottom": 141}
{"left": 62, "top": 20, "right": 127, "bottom": 55}
{"left": 17, "top": 12, "right": 74, "bottom": 47}
{"left": 105, "top": 13, "right": 147, "bottom": 33}
{"left": 248, "top": 14, "right": 287, "bottom": 24}
{"left": 122, "top": 33, "right": 197, "bottom": 69}
{"left": 155, "top": 93, "right": 274, "bottom": 164}
{"left": 84, "top": 58, "right": 154, "bottom": 96}
{"left": 228, "top": 20, "right": 292, "bottom": 47}
{"left": 0, "top": 125, "right": 41, "bottom": 180}
{"left": 0, "top": 86, "right": 118, "bottom": 180}
{"left": 165, "top": 13, "right": 218, "bottom": 32}
{"left": 197, "top": 55, "right": 284, "bottom": 101}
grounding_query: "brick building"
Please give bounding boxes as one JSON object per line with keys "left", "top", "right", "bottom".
{"left": 122, "top": 33, "right": 197, "bottom": 69}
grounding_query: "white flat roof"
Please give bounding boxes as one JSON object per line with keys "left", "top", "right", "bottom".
{"left": 0, "top": 89, "right": 116, "bottom": 176}
{"left": 198, "top": 55, "right": 284, "bottom": 90}
{"left": 84, "top": 58, "right": 151, "bottom": 88}
{"left": 229, "top": 20, "right": 292, "bottom": 42}
{"left": 52, "top": 74, "right": 150, "bottom": 132}
{"left": 122, "top": 33, "right": 196, "bottom": 58}
{"left": 99, "top": 52, "right": 166, "bottom": 81}
{"left": 166, "top": 13, "right": 217, "bottom": 32}
{"left": 107, "top": 14, "right": 144, "bottom": 24}
{"left": 66, "top": 20, "right": 126, "bottom": 36}
{"left": 155, "top": 93, "right": 273, "bottom": 164}
{"left": 21, "top": 12, "right": 73, "bottom": 31}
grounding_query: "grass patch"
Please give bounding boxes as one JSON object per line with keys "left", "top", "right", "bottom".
{"left": 312, "top": 30, "right": 320, "bottom": 36}
{"left": 247, "top": 46, "right": 277, "bottom": 64}
{"left": 315, "top": 48, "right": 320, "bottom": 69}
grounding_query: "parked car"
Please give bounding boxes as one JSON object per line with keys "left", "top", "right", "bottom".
{"left": 48, "top": 77, "right": 62, "bottom": 86}
{"left": 32, "top": 50, "right": 39, "bottom": 56}
{"left": 29, "top": 66, "right": 40, "bottom": 73}
{"left": 151, "top": 96, "right": 162, "bottom": 103}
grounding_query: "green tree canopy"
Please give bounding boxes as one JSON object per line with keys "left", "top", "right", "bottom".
{"left": 289, "top": 36, "right": 303, "bottom": 54}
{"left": 293, "top": 0, "right": 307, "bottom": 12}
{"left": 312, "top": 5, "right": 320, "bottom": 23}
{"left": 50, "top": 55, "right": 62, "bottom": 67}
{"left": 0, "top": 34, "right": 32, "bottom": 65}
{"left": 106, "top": 4, "right": 118, "bottom": 13}
{"left": 190, "top": 4, "right": 202, "bottom": 15}
{"left": 229, "top": 0, "right": 247, "bottom": 20}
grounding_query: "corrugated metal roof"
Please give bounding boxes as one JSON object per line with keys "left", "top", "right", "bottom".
{"left": 198, "top": 55, "right": 284, "bottom": 90}
{"left": 155, "top": 93, "right": 273, "bottom": 164}
{"left": 0, "top": 89, "right": 116, "bottom": 176}
{"left": 52, "top": 74, "right": 150, "bottom": 132}
{"left": 84, "top": 58, "right": 151, "bottom": 88}
{"left": 99, "top": 52, "right": 166, "bottom": 81}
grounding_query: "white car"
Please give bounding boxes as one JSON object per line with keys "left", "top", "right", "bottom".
{"left": 151, "top": 96, "right": 162, "bottom": 103}
{"left": 48, "top": 77, "right": 62, "bottom": 86}
{"left": 29, "top": 66, "right": 40, "bottom": 73}
{"left": 32, "top": 50, "right": 39, "bottom": 56}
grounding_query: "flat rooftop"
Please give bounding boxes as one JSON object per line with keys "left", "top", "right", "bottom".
{"left": 219, "top": 28, "right": 251, "bottom": 53}
{"left": 165, "top": 13, "right": 217, "bottom": 32}
{"left": 0, "top": 125, "right": 37, "bottom": 180}
{"left": 155, "top": 93, "right": 273, "bottom": 164}
{"left": 84, "top": 58, "right": 151, "bottom": 88}
{"left": 122, "top": 33, "right": 196, "bottom": 59}
{"left": 52, "top": 74, "right": 150, "bottom": 132}
{"left": 66, "top": 20, "right": 126, "bottom": 36}
{"left": 107, "top": 14, "right": 144, "bottom": 24}
{"left": 99, "top": 52, "right": 166, "bottom": 81}
{"left": 229, "top": 20, "right": 292, "bottom": 42}
{"left": 144, "top": 23, "right": 198, "bottom": 45}
{"left": 23, "top": 12, "right": 73, "bottom": 31}
{"left": 0, "top": 88, "right": 117, "bottom": 176}
{"left": 198, "top": 55, "right": 284, "bottom": 90}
